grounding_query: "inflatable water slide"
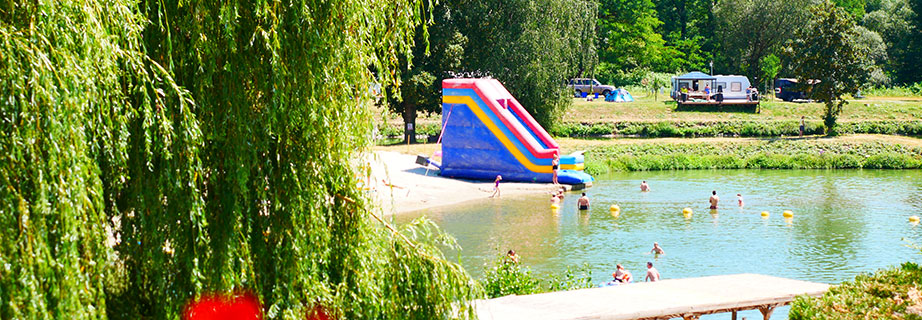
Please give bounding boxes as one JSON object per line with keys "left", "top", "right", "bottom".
{"left": 439, "top": 79, "right": 594, "bottom": 186}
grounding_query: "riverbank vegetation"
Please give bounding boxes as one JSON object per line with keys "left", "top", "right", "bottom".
{"left": 482, "top": 254, "right": 594, "bottom": 298}
{"left": 789, "top": 262, "right": 922, "bottom": 319}
{"left": 579, "top": 137, "right": 922, "bottom": 174}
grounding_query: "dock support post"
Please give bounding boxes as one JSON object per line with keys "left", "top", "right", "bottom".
{"left": 758, "top": 306, "right": 776, "bottom": 320}
{"left": 682, "top": 314, "right": 699, "bottom": 320}
{"left": 731, "top": 311, "right": 737, "bottom": 320}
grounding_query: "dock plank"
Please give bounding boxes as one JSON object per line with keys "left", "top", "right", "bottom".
{"left": 476, "top": 274, "right": 829, "bottom": 320}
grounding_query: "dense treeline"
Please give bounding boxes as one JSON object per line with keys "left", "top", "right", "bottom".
{"left": 600, "top": 0, "right": 922, "bottom": 86}
{"left": 389, "top": 0, "right": 921, "bottom": 141}
{"left": 1, "top": 1, "right": 476, "bottom": 319}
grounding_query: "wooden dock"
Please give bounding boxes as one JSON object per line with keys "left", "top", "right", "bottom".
{"left": 476, "top": 274, "right": 830, "bottom": 320}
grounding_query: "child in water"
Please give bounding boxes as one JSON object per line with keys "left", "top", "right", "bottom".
{"left": 737, "top": 193, "right": 744, "bottom": 207}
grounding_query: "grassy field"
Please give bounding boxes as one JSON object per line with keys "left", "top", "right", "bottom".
{"left": 566, "top": 91, "right": 922, "bottom": 122}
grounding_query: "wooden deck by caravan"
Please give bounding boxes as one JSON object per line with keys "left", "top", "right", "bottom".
{"left": 476, "top": 274, "right": 830, "bottom": 320}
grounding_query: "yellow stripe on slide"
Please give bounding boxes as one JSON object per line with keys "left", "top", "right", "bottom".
{"left": 560, "top": 163, "right": 584, "bottom": 171}
{"left": 443, "top": 95, "right": 552, "bottom": 174}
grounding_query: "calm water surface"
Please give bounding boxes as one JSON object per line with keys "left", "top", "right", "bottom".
{"left": 395, "top": 169, "right": 922, "bottom": 319}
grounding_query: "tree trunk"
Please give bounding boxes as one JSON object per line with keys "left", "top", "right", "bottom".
{"left": 403, "top": 102, "right": 418, "bottom": 144}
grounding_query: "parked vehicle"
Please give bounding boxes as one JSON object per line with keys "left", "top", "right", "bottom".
{"left": 567, "top": 78, "right": 616, "bottom": 96}
{"left": 774, "top": 78, "right": 810, "bottom": 102}
{"left": 670, "top": 72, "right": 756, "bottom": 102}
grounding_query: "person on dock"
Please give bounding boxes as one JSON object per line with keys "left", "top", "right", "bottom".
{"left": 650, "top": 242, "right": 665, "bottom": 255}
{"left": 645, "top": 262, "right": 661, "bottom": 282}
{"left": 640, "top": 180, "right": 651, "bottom": 192}
{"left": 709, "top": 190, "right": 719, "bottom": 209}
{"left": 490, "top": 175, "right": 502, "bottom": 198}
{"left": 552, "top": 153, "right": 560, "bottom": 185}
{"left": 737, "top": 193, "right": 744, "bottom": 207}
{"left": 614, "top": 264, "right": 632, "bottom": 283}
{"left": 746, "top": 86, "right": 753, "bottom": 102}
{"left": 578, "top": 193, "right": 590, "bottom": 211}
{"left": 704, "top": 84, "right": 711, "bottom": 102}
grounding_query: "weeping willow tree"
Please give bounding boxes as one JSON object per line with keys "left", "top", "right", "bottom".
{"left": 1, "top": 0, "right": 477, "bottom": 319}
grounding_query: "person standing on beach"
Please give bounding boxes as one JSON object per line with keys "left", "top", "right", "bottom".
{"left": 552, "top": 153, "right": 560, "bottom": 185}
{"left": 577, "top": 193, "right": 590, "bottom": 210}
{"left": 800, "top": 116, "right": 806, "bottom": 138}
{"left": 709, "top": 190, "right": 719, "bottom": 209}
{"left": 490, "top": 175, "right": 502, "bottom": 198}
{"left": 645, "top": 262, "right": 661, "bottom": 282}
{"left": 640, "top": 180, "right": 651, "bottom": 192}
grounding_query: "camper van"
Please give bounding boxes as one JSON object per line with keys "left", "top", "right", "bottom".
{"left": 670, "top": 72, "right": 755, "bottom": 103}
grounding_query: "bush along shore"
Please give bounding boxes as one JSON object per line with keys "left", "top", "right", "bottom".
{"left": 789, "top": 262, "right": 922, "bottom": 319}
{"left": 375, "top": 120, "right": 922, "bottom": 142}
{"left": 553, "top": 120, "right": 922, "bottom": 138}
{"left": 583, "top": 139, "right": 922, "bottom": 174}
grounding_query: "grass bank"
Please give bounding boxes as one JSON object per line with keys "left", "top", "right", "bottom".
{"left": 789, "top": 262, "right": 922, "bottom": 319}
{"left": 579, "top": 135, "right": 922, "bottom": 174}
{"left": 374, "top": 134, "right": 922, "bottom": 174}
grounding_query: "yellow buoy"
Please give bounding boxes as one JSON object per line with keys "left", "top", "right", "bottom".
{"left": 682, "top": 208, "right": 693, "bottom": 215}
{"left": 909, "top": 215, "right": 920, "bottom": 223}
{"left": 609, "top": 204, "right": 620, "bottom": 212}
{"left": 760, "top": 211, "right": 770, "bottom": 218}
{"left": 783, "top": 210, "right": 794, "bottom": 218}
{"left": 611, "top": 210, "right": 620, "bottom": 218}
{"left": 551, "top": 204, "right": 560, "bottom": 210}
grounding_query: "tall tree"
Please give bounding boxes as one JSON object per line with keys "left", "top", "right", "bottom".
{"left": 715, "top": 0, "right": 813, "bottom": 84}
{"left": 597, "top": 0, "right": 667, "bottom": 72}
{"left": 453, "top": 0, "right": 598, "bottom": 129}
{"left": 2, "top": 0, "right": 478, "bottom": 319}
{"left": 389, "top": 1, "right": 468, "bottom": 144}
{"left": 862, "top": 0, "right": 913, "bottom": 84}
{"left": 786, "top": 1, "right": 871, "bottom": 135}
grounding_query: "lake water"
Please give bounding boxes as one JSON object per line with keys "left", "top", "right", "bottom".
{"left": 395, "top": 169, "right": 922, "bottom": 319}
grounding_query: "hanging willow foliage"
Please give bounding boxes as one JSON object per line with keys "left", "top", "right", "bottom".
{"left": 1, "top": 0, "right": 478, "bottom": 319}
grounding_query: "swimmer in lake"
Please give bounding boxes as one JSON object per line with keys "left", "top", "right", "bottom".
{"left": 737, "top": 193, "right": 744, "bottom": 207}
{"left": 709, "top": 190, "right": 719, "bottom": 209}
{"left": 577, "top": 193, "right": 590, "bottom": 211}
{"left": 650, "top": 242, "right": 665, "bottom": 255}
{"left": 640, "top": 180, "right": 651, "bottom": 192}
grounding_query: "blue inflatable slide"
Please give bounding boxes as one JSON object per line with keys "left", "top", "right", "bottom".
{"left": 439, "top": 79, "right": 593, "bottom": 186}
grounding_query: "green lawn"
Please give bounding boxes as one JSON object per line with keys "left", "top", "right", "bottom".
{"left": 567, "top": 91, "right": 922, "bottom": 123}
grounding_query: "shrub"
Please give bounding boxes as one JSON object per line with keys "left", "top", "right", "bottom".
{"left": 789, "top": 262, "right": 922, "bottom": 320}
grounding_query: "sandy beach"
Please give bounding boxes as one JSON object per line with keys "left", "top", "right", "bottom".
{"left": 364, "top": 151, "right": 565, "bottom": 215}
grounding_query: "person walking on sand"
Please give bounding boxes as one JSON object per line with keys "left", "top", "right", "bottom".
{"left": 800, "top": 116, "right": 806, "bottom": 138}
{"left": 645, "top": 262, "right": 661, "bottom": 282}
{"left": 577, "top": 193, "right": 590, "bottom": 211}
{"left": 737, "top": 193, "right": 744, "bottom": 207}
{"left": 640, "top": 180, "right": 651, "bottom": 192}
{"left": 650, "top": 242, "right": 665, "bottom": 255}
{"left": 552, "top": 153, "right": 560, "bottom": 185}
{"left": 490, "top": 175, "right": 502, "bottom": 198}
{"left": 709, "top": 190, "right": 719, "bottom": 209}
